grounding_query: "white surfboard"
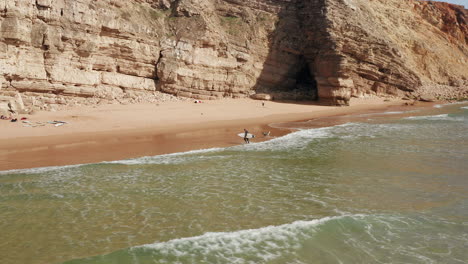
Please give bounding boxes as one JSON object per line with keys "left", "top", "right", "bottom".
{"left": 238, "top": 133, "right": 255, "bottom": 139}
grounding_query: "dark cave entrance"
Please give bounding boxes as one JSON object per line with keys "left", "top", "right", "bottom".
{"left": 295, "top": 62, "right": 318, "bottom": 100}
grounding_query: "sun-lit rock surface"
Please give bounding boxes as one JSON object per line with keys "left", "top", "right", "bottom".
{"left": 0, "top": 0, "right": 466, "bottom": 114}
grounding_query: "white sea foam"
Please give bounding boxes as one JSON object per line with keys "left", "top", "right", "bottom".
{"left": 240, "top": 126, "right": 335, "bottom": 152}
{"left": 0, "top": 164, "right": 85, "bottom": 175}
{"left": 334, "top": 122, "right": 404, "bottom": 136}
{"left": 135, "top": 215, "right": 363, "bottom": 262}
{"left": 405, "top": 114, "right": 464, "bottom": 121}
{"left": 0, "top": 120, "right": 422, "bottom": 171}
{"left": 433, "top": 101, "right": 468, "bottom": 108}
{"left": 3, "top": 129, "right": 330, "bottom": 170}
{"left": 378, "top": 110, "right": 418, "bottom": 115}
{"left": 406, "top": 114, "right": 448, "bottom": 120}
{"left": 356, "top": 110, "right": 419, "bottom": 117}
{"left": 103, "top": 123, "right": 369, "bottom": 164}
{"left": 104, "top": 147, "right": 225, "bottom": 165}
{"left": 242, "top": 122, "right": 418, "bottom": 152}
{"left": 461, "top": 106, "right": 468, "bottom": 110}
{"left": 7, "top": 110, "right": 461, "bottom": 171}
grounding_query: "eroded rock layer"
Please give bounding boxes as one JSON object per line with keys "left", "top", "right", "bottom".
{"left": 0, "top": 0, "right": 467, "bottom": 113}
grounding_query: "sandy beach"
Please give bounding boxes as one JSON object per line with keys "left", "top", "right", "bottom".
{"left": 0, "top": 97, "right": 428, "bottom": 171}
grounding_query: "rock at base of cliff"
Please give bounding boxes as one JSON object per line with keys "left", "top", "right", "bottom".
{"left": 251, "top": 93, "right": 272, "bottom": 101}
{"left": 419, "top": 95, "right": 436, "bottom": 102}
{"left": 0, "top": 93, "right": 26, "bottom": 115}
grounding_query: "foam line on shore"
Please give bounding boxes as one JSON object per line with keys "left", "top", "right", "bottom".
{"left": 0, "top": 164, "right": 86, "bottom": 175}
{"left": 0, "top": 121, "right": 408, "bottom": 170}
{"left": 356, "top": 110, "right": 419, "bottom": 117}
{"left": 434, "top": 100, "right": 468, "bottom": 108}
{"left": 405, "top": 114, "right": 464, "bottom": 121}
{"left": 5, "top": 104, "right": 465, "bottom": 171}
{"left": 104, "top": 123, "right": 357, "bottom": 164}
{"left": 102, "top": 147, "right": 226, "bottom": 165}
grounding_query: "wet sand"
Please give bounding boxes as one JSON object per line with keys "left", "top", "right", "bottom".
{"left": 0, "top": 98, "right": 430, "bottom": 171}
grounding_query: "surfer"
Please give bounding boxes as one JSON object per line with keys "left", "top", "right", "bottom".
{"left": 244, "top": 128, "right": 250, "bottom": 144}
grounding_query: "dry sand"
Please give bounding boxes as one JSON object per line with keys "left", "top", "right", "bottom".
{"left": 0, "top": 97, "right": 423, "bottom": 171}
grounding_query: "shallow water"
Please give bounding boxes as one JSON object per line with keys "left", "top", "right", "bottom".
{"left": 0, "top": 102, "right": 467, "bottom": 264}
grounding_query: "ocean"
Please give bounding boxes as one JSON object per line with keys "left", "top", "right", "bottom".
{"left": 1, "top": 102, "right": 467, "bottom": 264}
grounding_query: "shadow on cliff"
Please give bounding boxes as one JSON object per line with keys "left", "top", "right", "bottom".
{"left": 252, "top": 2, "right": 321, "bottom": 105}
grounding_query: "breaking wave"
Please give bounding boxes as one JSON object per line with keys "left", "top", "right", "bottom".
{"left": 64, "top": 213, "right": 468, "bottom": 264}
{"left": 134, "top": 215, "right": 350, "bottom": 262}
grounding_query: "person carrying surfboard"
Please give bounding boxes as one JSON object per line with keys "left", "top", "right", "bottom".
{"left": 244, "top": 129, "right": 250, "bottom": 144}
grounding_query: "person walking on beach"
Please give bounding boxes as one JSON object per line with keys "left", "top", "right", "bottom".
{"left": 244, "top": 128, "right": 250, "bottom": 144}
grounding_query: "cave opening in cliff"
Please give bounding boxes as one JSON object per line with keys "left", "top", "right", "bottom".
{"left": 295, "top": 62, "right": 318, "bottom": 100}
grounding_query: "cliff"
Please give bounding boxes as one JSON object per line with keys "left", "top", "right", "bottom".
{"left": 0, "top": 0, "right": 467, "bottom": 114}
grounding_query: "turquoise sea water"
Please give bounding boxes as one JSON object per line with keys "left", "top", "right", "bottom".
{"left": 1, "top": 103, "right": 467, "bottom": 264}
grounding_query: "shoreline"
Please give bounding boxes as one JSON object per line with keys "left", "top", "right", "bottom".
{"left": 0, "top": 98, "right": 435, "bottom": 171}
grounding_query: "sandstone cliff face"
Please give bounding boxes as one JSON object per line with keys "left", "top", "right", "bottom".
{"left": 294, "top": 0, "right": 467, "bottom": 104}
{"left": 0, "top": 0, "right": 466, "bottom": 113}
